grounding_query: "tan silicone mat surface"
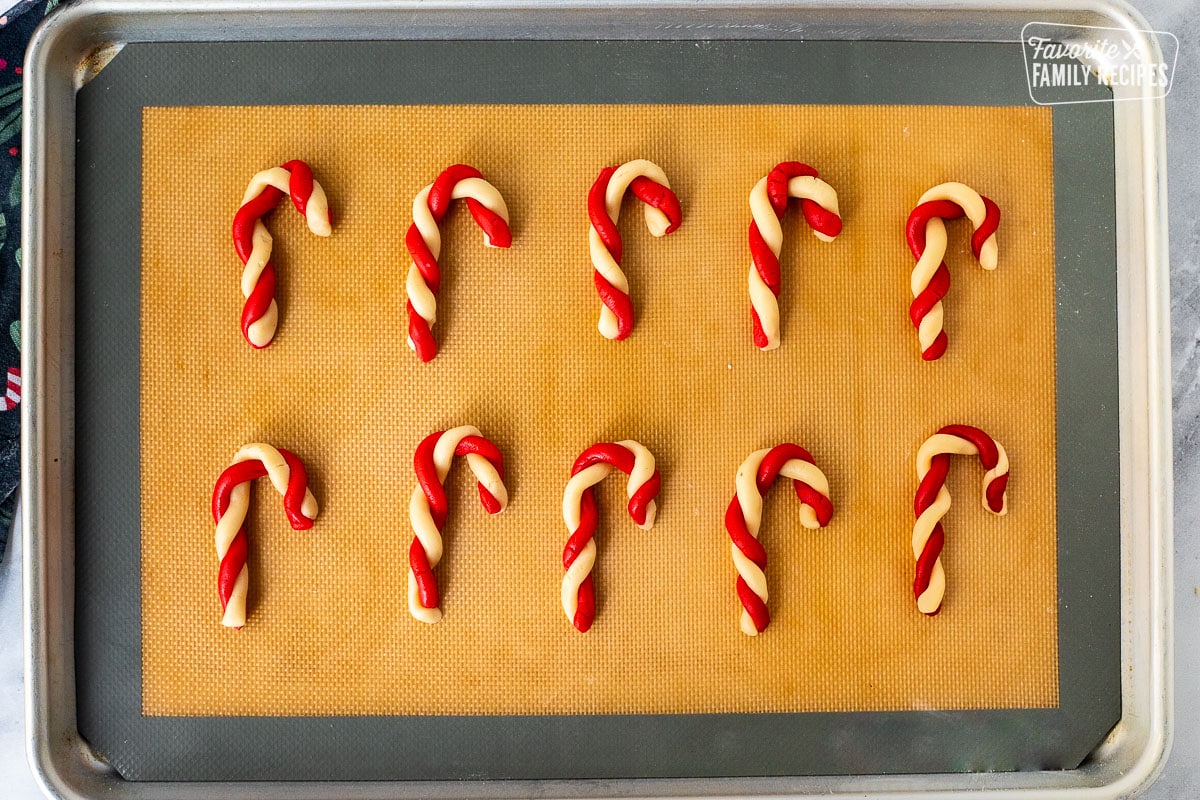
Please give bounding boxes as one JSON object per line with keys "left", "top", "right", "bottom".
{"left": 141, "top": 104, "right": 1057, "bottom": 717}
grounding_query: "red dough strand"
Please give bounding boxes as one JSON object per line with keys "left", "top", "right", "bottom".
{"left": 906, "top": 184, "right": 1001, "bottom": 360}
{"left": 561, "top": 440, "right": 661, "bottom": 632}
{"left": 725, "top": 443, "right": 833, "bottom": 635}
{"left": 232, "top": 160, "right": 332, "bottom": 349}
{"left": 407, "top": 426, "right": 509, "bottom": 623}
{"left": 405, "top": 165, "right": 513, "bottom": 362}
{"left": 588, "top": 160, "right": 683, "bottom": 340}
{"left": 911, "top": 424, "right": 1009, "bottom": 615}
{"left": 746, "top": 162, "right": 843, "bottom": 351}
{"left": 211, "top": 444, "right": 318, "bottom": 629}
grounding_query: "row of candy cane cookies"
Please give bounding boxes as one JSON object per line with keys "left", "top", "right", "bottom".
{"left": 232, "top": 160, "right": 1001, "bottom": 361}
{"left": 211, "top": 425, "right": 1010, "bottom": 635}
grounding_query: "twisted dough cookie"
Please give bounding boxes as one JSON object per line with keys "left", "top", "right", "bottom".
{"left": 726, "top": 443, "right": 833, "bottom": 636}
{"left": 912, "top": 425, "right": 1009, "bottom": 615}
{"left": 561, "top": 441, "right": 661, "bottom": 632}
{"left": 211, "top": 443, "right": 319, "bottom": 629}
{"left": 408, "top": 426, "right": 509, "bottom": 623}
{"left": 748, "top": 162, "right": 843, "bottom": 351}
{"left": 907, "top": 182, "right": 1001, "bottom": 360}
{"left": 232, "top": 160, "right": 332, "bottom": 348}
{"left": 588, "top": 159, "right": 683, "bottom": 340}
{"left": 406, "top": 165, "right": 512, "bottom": 362}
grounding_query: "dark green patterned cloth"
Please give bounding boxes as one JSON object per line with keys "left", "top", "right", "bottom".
{"left": 0, "top": 0, "right": 57, "bottom": 555}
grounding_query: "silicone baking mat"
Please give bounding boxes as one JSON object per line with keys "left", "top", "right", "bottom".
{"left": 74, "top": 39, "right": 1120, "bottom": 781}
{"left": 141, "top": 102, "right": 1057, "bottom": 717}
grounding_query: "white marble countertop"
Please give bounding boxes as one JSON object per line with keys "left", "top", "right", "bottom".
{"left": 2, "top": 0, "right": 1198, "bottom": 796}
{"left": 1, "top": 514, "right": 45, "bottom": 798}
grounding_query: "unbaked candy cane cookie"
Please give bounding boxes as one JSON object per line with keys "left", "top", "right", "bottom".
{"left": 726, "top": 443, "right": 833, "bottom": 636}
{"left": 406, "top": 165, "right": 512, "bottom": 362}
{"left": 588, "top": 159, "right": 683, "bottom": 340}
{"left": 211, "top": 443, "right": 319, "bottom": 629}
{"left": 561, "top": 441, "right": 661, "bottom": 632}
{"left": 912, "top": 424, "right": 1009, "bottom": 615}
{"left": 232, "top": 160, "right": 332, "bottom": 349}
{"left": 907, "top": 182, "right": 1001, "bottom": 360}
{"left": 408, "top": 426, "right": 509, "bottom": 623}
{"left": 747, "top": 162, "right": 843, "bottom": 351}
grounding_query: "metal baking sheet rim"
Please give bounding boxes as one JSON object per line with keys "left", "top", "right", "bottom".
{"left": 19, "top": 1, "right": 1172, "bottom": 799}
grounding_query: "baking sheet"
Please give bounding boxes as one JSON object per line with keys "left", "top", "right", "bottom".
{"left": 74, "top": 39, "right": 1119, "bottom": 781}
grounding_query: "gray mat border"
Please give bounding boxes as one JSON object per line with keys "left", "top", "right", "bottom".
{"left": 72, "top": 40, "right": 1119, "bottom": 782}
